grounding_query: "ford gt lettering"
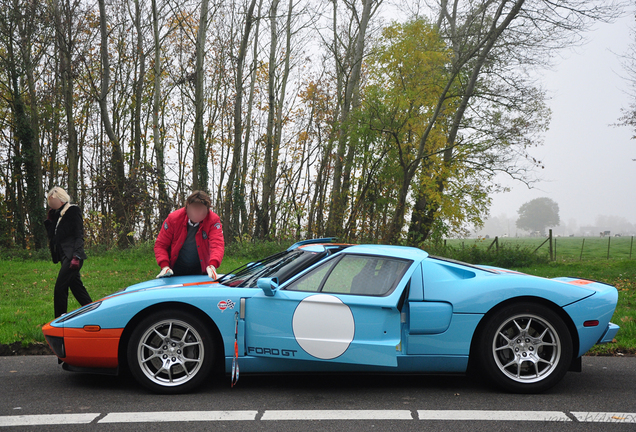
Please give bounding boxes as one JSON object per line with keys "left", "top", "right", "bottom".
{"left": 247, "top": 347, "right": 297, "bottom": 357}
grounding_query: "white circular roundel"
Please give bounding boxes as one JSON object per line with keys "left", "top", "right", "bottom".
{"left": 292, "top": 294, "right": 355, "bottom": 360}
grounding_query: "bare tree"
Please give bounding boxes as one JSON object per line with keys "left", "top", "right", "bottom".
{"left": 192, "top": 0, "right": 210, "bottom": 190}
{"left": 131, "top": 0, "right": 146, "bottom": 177}
{"left": 224, "top": 0, "right": 259, "bottom": 242}
{"left": 151, "top": 0, "right": 171, "bottom": 221}
{"left": 0, "top": 0, "right": 48, "bottom": 248}
{"left": 325, "top": 0, "right": 381, "bottom": 237}
{"left": 98, "top": 0, "right": 130, "bottom": 247}
{"left": 52, "top": 0, "right": 82, "bottom": 199}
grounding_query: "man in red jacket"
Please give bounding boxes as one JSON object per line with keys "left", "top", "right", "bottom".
{"left": 154, "top": 190, "right": 224, "bottom": 279}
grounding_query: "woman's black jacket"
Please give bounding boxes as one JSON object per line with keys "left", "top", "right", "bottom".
{"left": 44, "top": 204, "right": 87, "bottom": 263}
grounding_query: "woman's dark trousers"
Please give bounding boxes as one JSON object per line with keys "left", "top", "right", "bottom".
{"left": 54, "top": 257, "right": 92, "bottom": 318}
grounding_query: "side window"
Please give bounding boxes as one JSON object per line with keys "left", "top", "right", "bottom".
{"left": 285, "top": 257, "right": 338, "bottom": 292}
{"left": 322, "top": 255, "right": 411, "bottom": 296}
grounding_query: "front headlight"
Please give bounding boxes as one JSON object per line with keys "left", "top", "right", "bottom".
{"left": 56, "top": 301, "right": 102, "bottom": 323}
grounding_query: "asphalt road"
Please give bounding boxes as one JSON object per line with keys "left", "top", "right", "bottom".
{"left": 1, "top": 355, "right": 635, "bottom": 431}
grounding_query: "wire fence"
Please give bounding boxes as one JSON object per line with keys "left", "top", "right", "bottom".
{"left": 447, "top": 230, "right": 635, "bottom": 261}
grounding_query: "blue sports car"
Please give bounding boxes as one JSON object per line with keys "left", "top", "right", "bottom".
{"left": 43, "top": 238, "right": 619, "bottom": 394}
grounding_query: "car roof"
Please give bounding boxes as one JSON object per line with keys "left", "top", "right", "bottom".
{"left": 342, "top": 244, "right": 428, "bottom": 261}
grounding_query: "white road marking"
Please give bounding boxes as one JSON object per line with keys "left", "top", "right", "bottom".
{"left": 417, "top": 410, "right": 571, "bottom": 421}
{"left": 98, "top": 411, "right": 258, "bottom": 423}
{"left": 0, "top": 413, "right": 100, "bottom": 427}
{"left": 571, "top": 412, "right": 636, "bottom": 423}
{"left": 261, "top": 410, "right": 412, "bottom": 420}
{"left": 2, "top": 410, "right": 636, "bottom": 426}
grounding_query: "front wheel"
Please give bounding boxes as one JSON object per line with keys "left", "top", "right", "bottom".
{"left": 127, "top": 310, "right": 215, "bottom": 394}
{"left": 478, "top": 302, "right": 573, "bottom": 393}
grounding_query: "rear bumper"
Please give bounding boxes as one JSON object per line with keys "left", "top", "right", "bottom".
{"left": 563, "top": 285, "right": 618, "bottom": 357}
{"left": 597, "top": 322, "right": 619, "bottom": 344}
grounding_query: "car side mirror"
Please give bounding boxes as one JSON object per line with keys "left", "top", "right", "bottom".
{"left": 257, "top": 277, "right": 279, "bottom": 296}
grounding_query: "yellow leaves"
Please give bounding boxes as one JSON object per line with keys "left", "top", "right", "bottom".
{"left": 297, "top": 130, "right": 310, "bottom": 143}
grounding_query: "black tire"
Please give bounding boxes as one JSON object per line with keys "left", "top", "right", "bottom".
{"left": 127, "top": 310, "right": 215, "bottom": 394}
{"left": 477, "top": 302, "right": 573, "bottom": 393}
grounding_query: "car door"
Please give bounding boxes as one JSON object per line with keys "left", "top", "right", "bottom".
{"left": 404, "top": 262, "right": 475, "bottom": 356}
{"left": 244, "top": 253, "right": 413, "bottom": 367}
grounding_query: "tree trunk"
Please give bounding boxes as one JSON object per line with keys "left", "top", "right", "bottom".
{"left": 98, "top": 0, "right": 129, "bottom": 248}
{"left": 240, "top": 0, "right": 264, "bottom": 237}
{"left": 192, "top": 0, "right": 209, "bottom": 190}
{"left": 131, "top": 0, "right": 145, "bottom": 178}
{"left": 256, "top": 0, "right": 279, "bottom": 239}
{"left": 268, "top": 0, "right": 293, "bottom": 237}
{"left": 223, "top": 0, "right": 258, "bottom": 243}
{"left": 7, "top": 2, "right": 47, "bottom": 249}
{"left": 326, "top": 0, "right": 375, "bottom": 237}
{"left": 151, "top": 0, "right": 170, "bottom": 222}
{"left": 53, "top": 0, "right": 80, "bottom": 199}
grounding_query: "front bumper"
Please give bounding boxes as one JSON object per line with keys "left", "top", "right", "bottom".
{"left": 42, "top": 323, "right": 123, "bottom": 369}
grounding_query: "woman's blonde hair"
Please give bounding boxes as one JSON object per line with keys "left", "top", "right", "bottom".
{"left": 47, "top": 186, "right": 71, "bottom": 203}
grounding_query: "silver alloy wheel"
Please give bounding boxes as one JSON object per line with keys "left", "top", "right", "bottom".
{"left": 491, "top": 313, "right": 561, "bottom": 384}
{"left": 136, "top": 319, "right": 205, "bottom": 387}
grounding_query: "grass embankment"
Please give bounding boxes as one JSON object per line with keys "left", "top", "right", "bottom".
{"left": 1, "top": 240, "right": 634, "bottom": 355}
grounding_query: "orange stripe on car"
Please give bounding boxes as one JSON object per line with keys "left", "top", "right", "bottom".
{"left": 182, "top": 281, "right": 219, "bottom": 286}
{"left": 568, "top": 279, "right": 593, "bottom": 285}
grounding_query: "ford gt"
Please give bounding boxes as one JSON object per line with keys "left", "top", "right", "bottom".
{"left": 42, "top": 238, "right": 619, "bottom": 394}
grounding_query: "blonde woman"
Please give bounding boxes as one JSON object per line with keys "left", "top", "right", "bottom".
{"left": 44, "top": 187, "right": 92, "bottom": 317}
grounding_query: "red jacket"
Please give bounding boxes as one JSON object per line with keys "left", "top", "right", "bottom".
{"left": 154, "top": 207, "right": 225, "bottom": 272}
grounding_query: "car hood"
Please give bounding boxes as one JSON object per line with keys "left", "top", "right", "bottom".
{"left": 122, "top": 275, "right": 220, "bottom": 292}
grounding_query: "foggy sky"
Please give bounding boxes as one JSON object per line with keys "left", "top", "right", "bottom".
{"left": 487, "top": 12, "right": 636, "bottom": 229}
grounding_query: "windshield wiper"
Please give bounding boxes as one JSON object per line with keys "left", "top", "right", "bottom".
{"left": 239, "top": 251, "right": 302, "bottom": 287}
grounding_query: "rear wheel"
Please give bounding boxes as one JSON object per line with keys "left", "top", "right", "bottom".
{"left": 127, "top": 310, "right": 214, "bottom": 394}
{"left": 478, "top": 302, "right": 573, "bottom": 393}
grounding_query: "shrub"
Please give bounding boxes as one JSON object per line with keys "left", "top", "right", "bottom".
{"left": 424, "top": 243, "right": 551, "bottom": 268}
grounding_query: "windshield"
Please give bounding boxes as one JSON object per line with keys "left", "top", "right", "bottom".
{"left": 218, "top": 249, "right": 329, "bottom": 288}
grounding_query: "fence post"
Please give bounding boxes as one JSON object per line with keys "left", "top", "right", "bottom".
{"left": 549, "top": 229, "right": 553, "bottom": 261}
{"left": 607, "top": 236, "right": 611, "bottom": 260}
{"left": 487, "top": 236, "right": 499, "bottom": 253}
{"left": 580, "top": 238, "right": 585, "bottom": 261}
{"left": 631, "top": 236, "right": 634, "bottom": 260}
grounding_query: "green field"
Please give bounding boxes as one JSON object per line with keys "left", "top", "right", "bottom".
{"left": 1, "top": 241, "right": 634, "bottom": 355}
{"left": 444, "top": 236, "right": 635, "bottom": 261}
